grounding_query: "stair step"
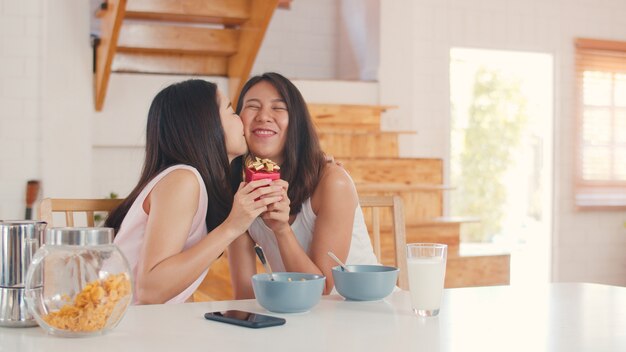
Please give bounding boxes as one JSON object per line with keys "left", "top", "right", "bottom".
{"left": 445, "top": 252, "right": 510, "bottom": 288}
{"left": 117, "top": 23, "right": 239, "bottom": 55}
{"left": 406, "top": 223, "right": 461, "bottom": 247}
{"left": 309, "top": 104, "right": 394, "bottom": 132}
{"left": 372, "top": 217, "right": 480, "bottom": 249}
{"left": 125, "top": 0, "right": 250, "bottom": 25}
{"left": 348, "top": 158, "right": 445, "bottom": 224}
{"left": 357, "top": 182, "right": 455, "bottom": 192}
{"left": 361, "top": 192, "right": 443, "bottom": 226}
{"left": 319, "top": 133, "right": 399, "bottom": 158}
{"left": 373, "top": 223, "right": 460, "bottom": 249}
{"left": 341, "top": 158, "right": 443, "bottom": 184}
{"left": 112, "top": 52, "right": 228, "bottom": 75}
{"left": 413, "top": 216, "right": 481, "bottom": 226}
{"left": 317, "top": 130, "right": 416, "bottom": 135}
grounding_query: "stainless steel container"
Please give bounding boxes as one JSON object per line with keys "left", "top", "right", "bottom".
{"left": 0, "top": 220, "right": 45, "bottom": 327}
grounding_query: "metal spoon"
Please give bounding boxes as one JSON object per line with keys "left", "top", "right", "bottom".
{"left": 327, "top": 251, "right": 351, "bottom": 272}
{"left": 254, "top": 245, "right": 275, "bottom": 281}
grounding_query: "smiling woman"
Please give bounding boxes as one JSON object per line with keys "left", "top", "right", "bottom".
{"left": 228, "top": 72, "right": 379, "bottom": 298}
{"left": 239, "top": 80, "right": 290, "bottom": 164}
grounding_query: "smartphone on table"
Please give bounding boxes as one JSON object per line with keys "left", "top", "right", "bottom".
{"left": 204, "top": 310, "right": 286, "bottom": 329}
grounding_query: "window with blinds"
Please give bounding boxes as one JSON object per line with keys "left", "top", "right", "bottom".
{"left": 575, "top": 38, "right": 626, "bottom": 208}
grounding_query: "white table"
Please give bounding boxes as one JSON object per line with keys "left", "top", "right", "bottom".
{"left": 1, "top": 283, "right": 624, "bottom": 352}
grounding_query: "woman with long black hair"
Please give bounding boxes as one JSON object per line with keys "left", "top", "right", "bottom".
{"left": 106, "top": 79, "right": 283, "bottom": 304}
{"left": 228, "top": 73, "right": 378, "bottom": 297}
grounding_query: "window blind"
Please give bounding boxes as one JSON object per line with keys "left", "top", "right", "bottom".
{"left": 575, "top": 38, "right": 626, "bottom": 208}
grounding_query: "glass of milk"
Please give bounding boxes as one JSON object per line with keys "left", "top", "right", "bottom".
{"left": 406, "top": 243, "right": 447, "bottom": 317}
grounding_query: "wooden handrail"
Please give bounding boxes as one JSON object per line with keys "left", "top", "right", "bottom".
{"left": 95, "top": 0, "right": 126, "bottom": 111}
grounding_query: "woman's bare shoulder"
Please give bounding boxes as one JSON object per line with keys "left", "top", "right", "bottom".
{"left": 311, "top": 163, "right": 357, "bottom": 210}
{"left": 148, "top": 168, "right": 201, "bottom": 210}
{"left": 319, "top": 163, "right": 353, "bottom": 187}
{"left": 156, "top": 168, "right": 200, "bottom": 192}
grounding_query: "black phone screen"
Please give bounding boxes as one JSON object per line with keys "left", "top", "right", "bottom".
{"left": 204, "top": 310, "right": 286, "bottom": 329}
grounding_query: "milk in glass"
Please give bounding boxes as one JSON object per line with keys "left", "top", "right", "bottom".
{"left": 407, "top": 257, "right": 446, "bottom": 312}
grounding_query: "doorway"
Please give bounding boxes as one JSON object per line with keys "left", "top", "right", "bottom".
{"left": 449, "top": 48, "right": 553, "bottom": 285}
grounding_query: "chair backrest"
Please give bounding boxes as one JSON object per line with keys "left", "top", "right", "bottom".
{"left": 38, "top": 198, "right": 124, "bottom": 227}
{"left": 359, "top": 195, "right": 408, "bottom": 290}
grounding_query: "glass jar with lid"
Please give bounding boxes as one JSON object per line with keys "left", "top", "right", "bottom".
{"left": 24, "top": 227, "right": 132, "bottom": 337}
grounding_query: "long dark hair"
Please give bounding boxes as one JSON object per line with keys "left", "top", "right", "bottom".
{"left": 106, "top": 79, "right": 240, "bottom": 233}
{"left": 236, "top": 72, "right": 326, "bottom": 215}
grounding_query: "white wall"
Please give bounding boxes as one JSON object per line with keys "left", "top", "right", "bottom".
{"left": 378, "top": 0, "right": 415, "bottom": 134}
{"left": 384, "top": 0, "right": 626, "bottom": 286}
{"left": 0, "top": 0, "right": 43, "bottom": 219}
{"left": 40, "top": 0, "right": 93, "bottom": 200}
{"left": 252, "top": 0, "right": 338, "bottom": 79}
{"left": 0, "top": 0, "right": 96, "bottom": 219}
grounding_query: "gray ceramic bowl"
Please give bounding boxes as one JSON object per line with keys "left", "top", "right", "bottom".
{"left": 252, "top": 272, "right": 326, "bottom": 313}
{"left": 332, "top": 265, "right": 399, "bottom": 301}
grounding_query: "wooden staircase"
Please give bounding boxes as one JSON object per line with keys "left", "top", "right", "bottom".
{"left": 308, "top": 104, "right": 511, "bottom": 289}
{"left": 93, "top": 0, "right": 280, "bottom": 111}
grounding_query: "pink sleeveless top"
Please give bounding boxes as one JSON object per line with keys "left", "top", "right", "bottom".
{"left": 114, "top": 164, "right": 209, "bottom": 304}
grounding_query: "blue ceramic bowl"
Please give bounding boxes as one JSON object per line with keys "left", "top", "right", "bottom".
{"left": 332, "top": 265, "right": 398, "bottom": 301}
{"left": 252, "top": 272, "right": 326, "bottom": 313}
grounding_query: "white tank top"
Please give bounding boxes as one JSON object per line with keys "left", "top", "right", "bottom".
{"left": 248, "top": 198, "right": 378, "bottom": 272}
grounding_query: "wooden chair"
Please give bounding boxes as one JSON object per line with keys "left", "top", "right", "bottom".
{"left": 38, "top": 198, "right": 124, "bottom": 227}
{"left": 359, "top": 195, "right": 408, "bottom": 290}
